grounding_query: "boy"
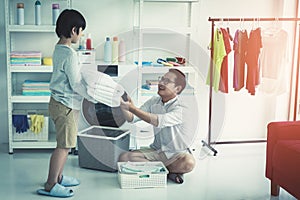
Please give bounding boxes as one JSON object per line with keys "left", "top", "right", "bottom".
{"left": 37, "top": 9, "right": 95, "bottom": 197}
{"left": 119, "top": 69, "right": 196, "bottom": 184}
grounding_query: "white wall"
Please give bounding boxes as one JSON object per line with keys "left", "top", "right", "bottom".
{"left": 0, "top": 0, "right": 297, "bottom": 145}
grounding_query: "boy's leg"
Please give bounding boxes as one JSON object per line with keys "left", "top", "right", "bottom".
{"left": 46, "top": 98, "right": 79, "bottom": 191}
{"left": 45, "top": 148, "right": 69, "bottom": 191}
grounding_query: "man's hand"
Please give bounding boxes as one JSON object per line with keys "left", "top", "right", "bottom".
{"left": 120, "top": 95, "right": 133, "bottom": 111}
{"left": 120, "top": 95, "right": 134, "bottom": 122}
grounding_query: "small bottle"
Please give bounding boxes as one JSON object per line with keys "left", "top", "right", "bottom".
{"left": 78, "top": 35, "right": 85, "bottom": 50}
{"left": 112, "top": 36, "right": 118, "bottom": 63}
{"left": 118, "top": 39, "right": 126, "bottom": 62}
{"left": 17, "top": 3, "right": 24, "bottom": 25}
{"left": 52, "top": 4, "right": 60, "bottom": 25}
{"left": 86, "top": 33, "right": 92, "bottom": 50}
{"left": 35, "top": 0, "right": 41, "bottom": 25}
{"left": 104, "top": 37, "right": 112, "bottom": 62}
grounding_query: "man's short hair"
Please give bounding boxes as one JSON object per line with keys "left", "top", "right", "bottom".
{"left": 169, "top": 68, "right": 186, "bottom": 94}
{"left": 55, "top": 9, "right": 86, "bottom": 38}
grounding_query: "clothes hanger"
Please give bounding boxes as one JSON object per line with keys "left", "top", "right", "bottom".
{"left": 251, "top": 18, "right": 255, "bottom": 30}
{"left": 264, "top": 17, "right": 281, "bottom": 36}
{"left": 226, "top": 18, "right": 233, "bottom": 41}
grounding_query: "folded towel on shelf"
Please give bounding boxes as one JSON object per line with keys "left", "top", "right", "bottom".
{"left": 22, "top": 91, "right": 51, "bottom": 96}
{"left": 22, "top": 80, "right": 50, "bottom": 96}
{"left": 10, "top": 51, "right": 42, "bottom": 66}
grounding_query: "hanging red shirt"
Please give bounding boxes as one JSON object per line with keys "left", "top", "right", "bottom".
{"left": 219, "top": 28, "right": 232, "bottom": 93}
{"left": 245, "top": 28, "right": 262, "bottom": 95}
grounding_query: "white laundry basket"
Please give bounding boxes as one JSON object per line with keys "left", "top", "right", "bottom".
{"left": 117, "top": 161, "right": 169, "bottom": 189}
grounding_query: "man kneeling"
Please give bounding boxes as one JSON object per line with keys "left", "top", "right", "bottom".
{"left": 119, "top": 69, "right": 196, "bottom": 184}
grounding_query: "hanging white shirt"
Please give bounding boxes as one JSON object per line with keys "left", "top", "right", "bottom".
{"left": 259, "top": 28, "right": 289, "bottom": 95}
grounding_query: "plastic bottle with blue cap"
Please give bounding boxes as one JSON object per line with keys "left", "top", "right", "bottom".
{"left": 104, "top": 37, "right": 112, "bottom": 62}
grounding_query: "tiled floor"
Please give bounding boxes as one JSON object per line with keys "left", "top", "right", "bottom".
{"left": 0, "top": 143, "right": 297, "bottom": 200}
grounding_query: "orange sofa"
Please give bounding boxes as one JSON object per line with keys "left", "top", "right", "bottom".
{"left": 266, "top": 121, "right": 300, "bottom": 199}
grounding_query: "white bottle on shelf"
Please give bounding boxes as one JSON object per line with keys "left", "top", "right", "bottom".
{"left": 104, "top": 37, "right": 112, "bottom": 62}
{"left": 52, "top": 3, "right": 60, "bottom": 25}
{"left": 35, "top": 0, "right": 41, "bottom": 25}
{"left": 118, "top": 39, "right": 126, "bottom": 62}
{"left": 17, "top": 3, "right": 24, "bottom": 25}
{"left": 112, "top": 36, "right": 118, "bottom": 63}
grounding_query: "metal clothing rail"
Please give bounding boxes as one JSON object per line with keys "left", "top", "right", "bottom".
{"left": 202, "top": 17, "right": 300, "bottom": 156}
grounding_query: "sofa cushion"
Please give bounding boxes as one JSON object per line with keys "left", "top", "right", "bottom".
{"left": 273, "top": 140, "right": 300, "bottom": 173}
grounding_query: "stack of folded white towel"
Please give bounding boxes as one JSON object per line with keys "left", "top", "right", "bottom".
{"left": 81, "top": 69, "right": 125, "bottom": 107}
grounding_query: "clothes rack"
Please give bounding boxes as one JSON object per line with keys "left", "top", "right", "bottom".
{"left": 202, "top": 17, "right": 300, "bottom": 156}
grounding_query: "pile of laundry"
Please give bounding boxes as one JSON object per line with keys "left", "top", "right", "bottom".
{"left": 119, "top": 162, "right": 166, "bottom": 174}
{"left": 81, "top": 69, "right": 126, "bottom": 107}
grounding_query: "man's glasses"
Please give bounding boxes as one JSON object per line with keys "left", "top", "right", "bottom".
{"left": 158, "top": 76, "right": 175, "bottom": 85}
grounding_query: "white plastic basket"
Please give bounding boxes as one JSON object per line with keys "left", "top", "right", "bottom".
{"left": 117, "top": 161, "right": 168, "bottom": 189}
{"left": 13, "top": 116, "right": 49, "bottom": 141}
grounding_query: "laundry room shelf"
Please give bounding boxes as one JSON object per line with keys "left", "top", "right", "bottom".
{"left": 5, "top": 0, "right": 71, "bottom": 153}
{"left": 12, "top": 133, "right": 56, "bottom": 149}
{"left": 8, "top": 25, "right": 55, "bottom": 33}
{"left": 11, "top": 96, "right": 50, "bottom": 103}
{"left": 11, "top": 65, "right": 53, "bottom": 73}
{"left": 134, "top": 0, "right": 199, "bottom": 105}
{"left": 133, "top": 26, "right": 193, "bottom": 35}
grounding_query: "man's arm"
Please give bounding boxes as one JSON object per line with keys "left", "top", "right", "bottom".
{"left": 120, "top": 97, "right": 158, "bottom": 127}
{"left": 129, "top": 105, "right": 158, "bottom": 127}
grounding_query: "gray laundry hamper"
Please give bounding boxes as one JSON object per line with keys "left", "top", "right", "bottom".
{"left": 77, "top": 126, "right": 130, "bottom": 172}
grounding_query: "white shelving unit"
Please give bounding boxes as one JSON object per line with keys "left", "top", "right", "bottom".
{"left": 5, "top": 0, "right": 71, "bottom": 153}
{"left": 133, "top": 0, "right": 199, "bottom": 106}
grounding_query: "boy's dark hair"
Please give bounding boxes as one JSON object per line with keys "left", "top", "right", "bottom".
{"left": 55, "top": 9, "right": 86, "bottom": 38}
{"left": 169, "top": 68, "right": 186, "bottom": 94}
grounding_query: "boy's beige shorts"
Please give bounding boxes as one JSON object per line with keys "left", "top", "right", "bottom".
{"left": 49, "top": 97, "right": 79, "bottom": 148}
